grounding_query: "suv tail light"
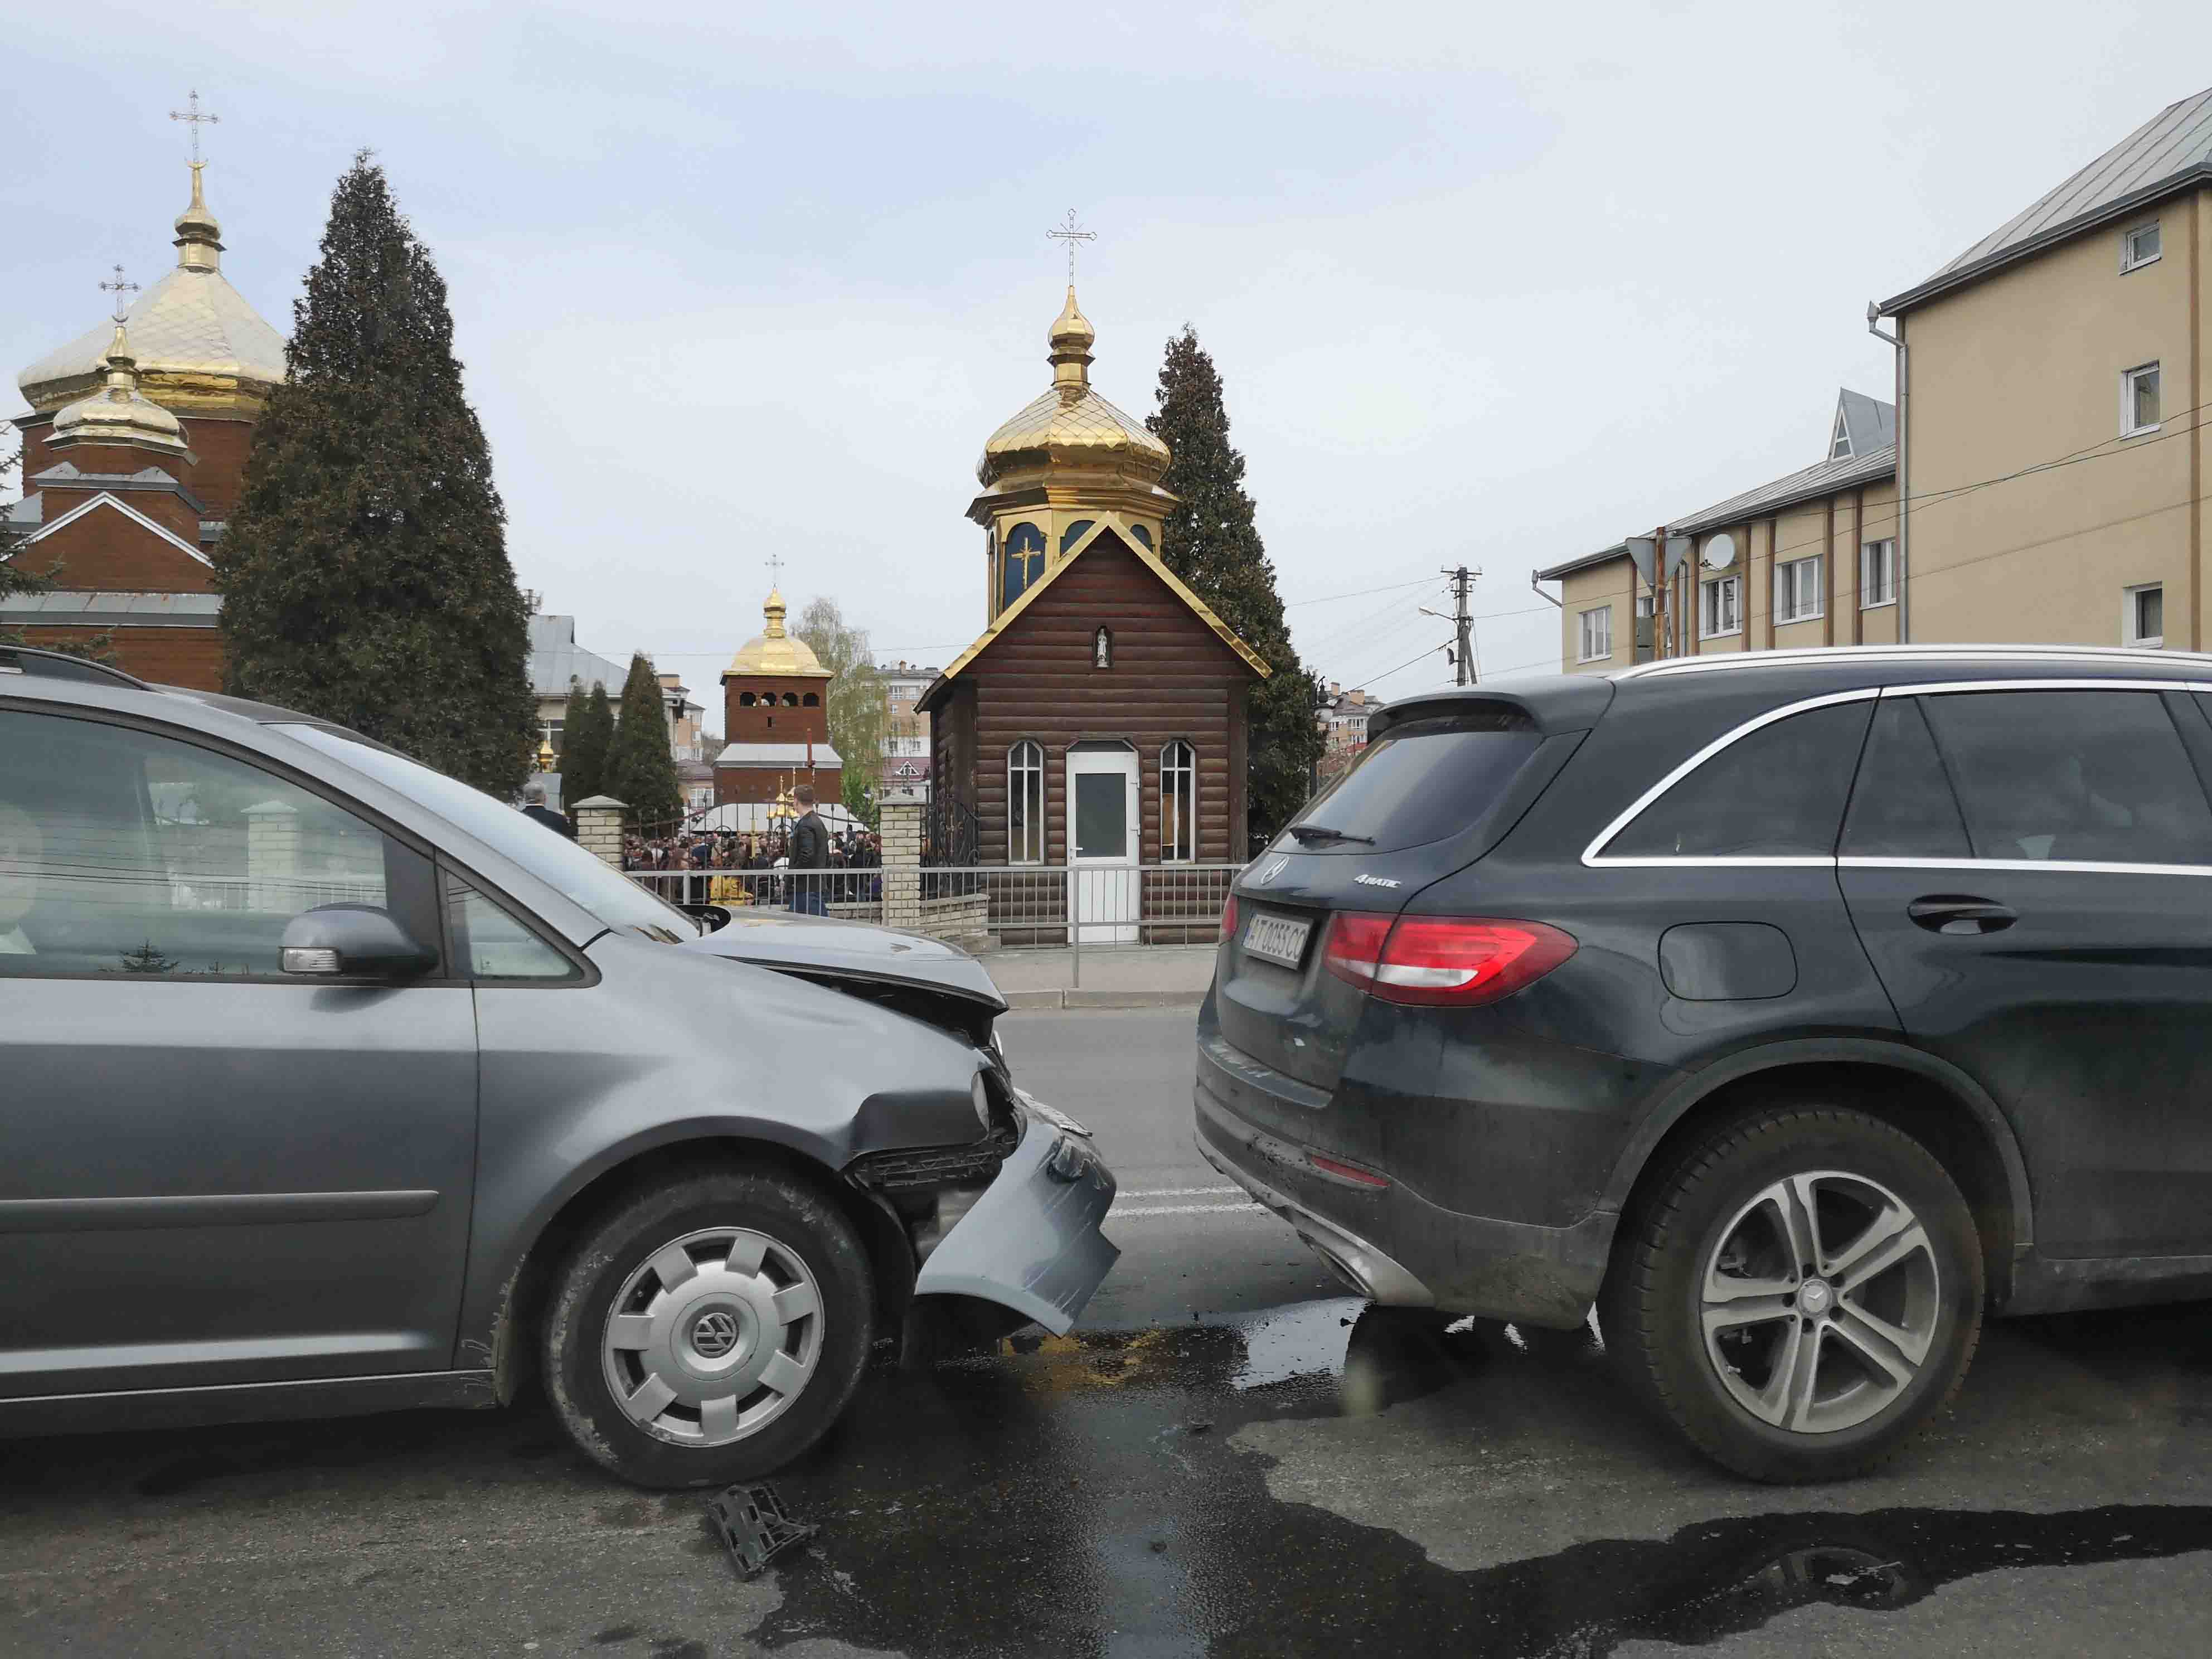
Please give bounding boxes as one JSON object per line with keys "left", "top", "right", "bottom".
{"left": 1220, "top": 892, "right": 1239, "bottom": 940}
{"left": 1323, "top": 912, "right": 1576, "bottom": 1007}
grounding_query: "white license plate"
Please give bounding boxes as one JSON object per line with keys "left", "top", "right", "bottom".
{"left": 1244, "top": 913, "right": 1312, "bottom": 969}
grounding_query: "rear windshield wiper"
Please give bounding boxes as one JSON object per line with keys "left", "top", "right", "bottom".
{"left": 1287, "top": 823, "right": 1376, "bottom": 845}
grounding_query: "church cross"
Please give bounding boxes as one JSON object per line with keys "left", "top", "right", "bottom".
{"left": 99, "top": 264, "right": 140, "bottom": 322}
{"left": 765, "top": 552, "right": 786, "bottom": 588}
{"left": 1047, "top": 208, "right": 1095, "bottom": 285}
{"left": 170, "top": 89, "right": 220, "bottom": 163}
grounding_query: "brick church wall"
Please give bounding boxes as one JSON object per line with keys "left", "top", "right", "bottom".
{"left": 18, "top": 626, "right": 225, "bottom": 691}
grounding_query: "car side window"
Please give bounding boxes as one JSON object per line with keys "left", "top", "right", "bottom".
{"left": 1604, "top": 700, "right": 1873, "bottom": 860}
{"left": 1840, "top": 696, "right": 1972, "bottom": 859}
{"left": 444, "top": 870, "right": 578, "bottom": 980}
{"left": 1918, "top": 690, "right": 2212, "bottom": 866}
{"left": 0, "top": 708, "right": 430, "bottom": 978}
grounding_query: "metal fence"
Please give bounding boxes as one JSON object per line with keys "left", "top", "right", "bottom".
{"left": 626, "top": 860, "right": 1243, "bottom": 952}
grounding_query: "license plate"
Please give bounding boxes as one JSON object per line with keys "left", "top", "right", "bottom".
{"left": 1244, "top": 913, "right": 1312, "bottom": 969}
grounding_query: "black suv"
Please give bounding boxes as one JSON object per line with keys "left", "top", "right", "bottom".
{"left": 1199, "top": 646, "right": 2212, "bottom": 1481}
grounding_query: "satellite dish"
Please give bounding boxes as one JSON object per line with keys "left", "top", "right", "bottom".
{"left": 1701, "top": 533, "right": 1736, "bottom": 571}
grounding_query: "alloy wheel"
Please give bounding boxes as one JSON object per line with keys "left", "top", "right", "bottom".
{"left": 600, "top": 1226, "right": 825, "bottom": 1446}
{"left": 1699, "top": 1170, "right": 1942, "bottom": 1435}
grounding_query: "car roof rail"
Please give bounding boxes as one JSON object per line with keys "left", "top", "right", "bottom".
{"left": 0, "top": 643, "right": 153, "bottom": 691}
{"left": 1613, "top": 644, "right": 2212, "bottom": 681}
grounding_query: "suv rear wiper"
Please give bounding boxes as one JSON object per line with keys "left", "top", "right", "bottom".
{"left": 1287, "top": 823, "right": 1376, "bottom": 845}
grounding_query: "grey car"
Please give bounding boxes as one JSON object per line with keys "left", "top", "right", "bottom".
{"left": 0, "top": 646, "right": 1117, "bottom": 1488}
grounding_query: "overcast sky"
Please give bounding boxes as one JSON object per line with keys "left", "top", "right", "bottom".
{"left": 10, "top": 2, "right": 2212, "bottom": 709}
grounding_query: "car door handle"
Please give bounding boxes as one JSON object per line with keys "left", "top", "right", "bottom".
{"left": 1907, "top": 896, "right": 2017, "bottom": 936}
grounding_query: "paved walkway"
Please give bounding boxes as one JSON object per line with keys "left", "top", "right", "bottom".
{"left": 981, "top": 943, "right": 1217, "bottom": 1010}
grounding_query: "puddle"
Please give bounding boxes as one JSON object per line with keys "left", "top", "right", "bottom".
{"left": 754, "top": 1302, "right": 2212, "bottom": 1656}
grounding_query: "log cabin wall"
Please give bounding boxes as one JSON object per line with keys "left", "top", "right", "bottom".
{"left": 958, "top": 532, "right": 1250, "bottom": 865}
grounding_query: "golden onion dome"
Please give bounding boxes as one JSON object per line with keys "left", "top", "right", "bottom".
{"left": 977, "top": 285, "right": 1170, "bottom": 489}
{"left": 48, "top": 324, "right": 191, "bottom": 457}
{"left": 17, "top": 163, "right": 287, "bottom": 419}
{"left": 725, "top": 588, "right": 828, "bottom": 677}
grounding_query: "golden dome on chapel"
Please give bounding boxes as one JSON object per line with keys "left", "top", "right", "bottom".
{"left": 48, "top": 324, "right": 192, "bottom": 456}
{"left": 724, "top": 588, "right": 828, "bottom": 678}
{"left": 17, "top": 164, "right": 288, "bottom": 419}
{"left": 977, "top": 286, "right": 1170, "bottom": 489}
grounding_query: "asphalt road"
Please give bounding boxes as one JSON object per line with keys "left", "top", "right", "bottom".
{"left": 4, "top": 1008, "right": 2210, "bottom": 1658}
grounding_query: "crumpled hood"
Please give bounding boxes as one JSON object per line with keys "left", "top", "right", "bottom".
{"left": 678, "top": 909, "right": 1008, "bottom": 1016}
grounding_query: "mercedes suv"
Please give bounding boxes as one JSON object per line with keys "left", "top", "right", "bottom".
{"left": 1199, "top": 646, "right": 2212, "bottom": 1481}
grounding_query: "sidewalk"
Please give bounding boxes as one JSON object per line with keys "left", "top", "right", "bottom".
{"left": 981, "top": 944, "right": 1217, "bottom": 1011}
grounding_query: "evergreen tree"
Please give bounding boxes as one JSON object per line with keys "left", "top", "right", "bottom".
{"left": 607, "top": 653, "right": 683, "bottom": 828}
{"left": 560, "top": 677, "right": 615, "bottom": 808}
{"left": 212, "top": 152, "right": 536, "bottom": 794}
{"left": 794, "top": 596, "right": 885, "bottom": 827}
{"left": 1147, "top": 327, "right": 1322, "bottom": 842}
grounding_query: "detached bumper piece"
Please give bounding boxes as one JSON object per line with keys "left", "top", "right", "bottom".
{"left": 846, "top": 1121, "right": 1021, "bottom": 1192}
{"left": 707, "top": 1482, "right": 817, "bottom": 1578}
{"left": 913, "top": 1094, "right": 1120, "bottom": 1334}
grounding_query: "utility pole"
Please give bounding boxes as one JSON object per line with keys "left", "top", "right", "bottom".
{"left": 1440, "top": 564, "right": 1480, "bottom": 685}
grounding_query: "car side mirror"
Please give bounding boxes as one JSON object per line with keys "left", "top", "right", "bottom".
{"left": 281, "top": 904, "right": 438, "bottom": 978}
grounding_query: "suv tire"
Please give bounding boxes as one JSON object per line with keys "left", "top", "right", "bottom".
{"left": 543, "top": 1169, "right": 875, "bottom": 1489}
{"left": 1602, "top": 1105, "right": 1982, "bottom": 1483}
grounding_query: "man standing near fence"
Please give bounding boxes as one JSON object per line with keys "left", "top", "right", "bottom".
{"left": 786, "top": 785, "right": 830, "bottom": 916}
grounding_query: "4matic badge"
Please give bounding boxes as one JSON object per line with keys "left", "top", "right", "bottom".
{"left": 1354, "top": 874, "right": 1401, "bottom": 888}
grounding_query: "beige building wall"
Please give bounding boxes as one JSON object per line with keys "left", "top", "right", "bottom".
{"left": 1904, "top": 186, "right": 2207, "bottom": 649}
{"left": 1560, "top": 561, "right": 1632, "bottom": 675}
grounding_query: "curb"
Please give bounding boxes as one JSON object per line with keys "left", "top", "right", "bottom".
{"left": 1000, "top": 989, "right": 1206, "bottom": 1011}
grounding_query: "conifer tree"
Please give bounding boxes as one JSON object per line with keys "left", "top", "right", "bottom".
{"left": 607, "top": 653, "right": 683, "bottom": 828}
{"left": 560, "top": 677, "right": 615, "bottom": 808}
{"left": 212, "top": 152, "right": 536, "bottom": 794}
{"left": 1147, "top": 327, "right": 1322, "bottom": 841}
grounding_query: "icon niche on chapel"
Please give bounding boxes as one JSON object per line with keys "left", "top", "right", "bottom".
{"left": 1093, "top": 627, "right": 1113, "bottom": 669}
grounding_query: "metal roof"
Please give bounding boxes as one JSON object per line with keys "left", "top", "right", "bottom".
{"left": 0, "top": 589, "right": 221, "bottom": 625}
{"left": 1668, "top": 443, "right": 1894, "bottom": 539}
{"left": 711, "top": 740, "right": 847, "bottom": 768}
{"left": 1881, "top": 86, "right": 2212, "bottom": 315}
{"left": 528, "top": 614, "right": 628, "bottom": 699}
{"left": 1535, "top": 542, "right": 1629, "bottom": 583}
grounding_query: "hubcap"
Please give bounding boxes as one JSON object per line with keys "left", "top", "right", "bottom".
{"left": 1699, "top": 1171, "right": 1942, "bottom": 1435}
{"left": 600, "top": 1227, "right": 825, "bottom": 1447}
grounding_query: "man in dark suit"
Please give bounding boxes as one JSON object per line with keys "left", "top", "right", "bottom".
{"left": 786, "top": 785, "right": 830, "bottom": 915}
{"left": 520, "top": 782, "right": 575, "bottom": 840}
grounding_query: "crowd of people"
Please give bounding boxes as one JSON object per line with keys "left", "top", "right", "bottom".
{"left": 621, "top": 822, "right": 884, "bottom": 908}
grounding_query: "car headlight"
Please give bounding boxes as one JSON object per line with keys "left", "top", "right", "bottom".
{"left": 971, "top": 1072, "right": 993, "bottom": 1133}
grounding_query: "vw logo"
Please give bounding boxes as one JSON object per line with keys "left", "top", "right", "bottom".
{"left": 690, "top": 1309, "right": 740, "bottom": 1359}
{"left": 1252, "top": 855, "right": 1291, "bottom": 887}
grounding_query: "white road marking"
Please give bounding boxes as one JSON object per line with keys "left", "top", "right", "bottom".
{"left": 1111, "top": 1201, "right": 1268, "bottom": 1218}
{"left": 1117, "top": 1185, "right": 1241, "bottom": 1200}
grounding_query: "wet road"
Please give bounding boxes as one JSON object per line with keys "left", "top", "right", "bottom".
{"left": 4, "top": 1011, "right": 2211, "bottom": 1657}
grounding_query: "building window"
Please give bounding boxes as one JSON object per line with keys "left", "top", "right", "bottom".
{"left": 738, "top": 691, "right": 756, "bottom": 706}
{"left": 1699, "top": 575, "right": 1742, "bottom": 639}
{"left": 2123, "top": 362, "right": 2161, "bottom": 436}
{"left": 1576, "top": 606, "right": 1612, "bottom": 662}
{"left": 1060, "top": 518, "right": 1095, "bottom": 554}
{"left": 1775, "top": 555, "right": 1823, "bottom": 624}
{"left": 2124, "top": 583, "right": 2164, "bottom": 649}
{"left": 1130, "top": 523, "right": 1154, "bottom": 551}
{"left": 541, "top": 720, "right": 563, "bottom": 755}
{"left": 1008, "top": 739, "right": 1045, "bottom": 864}
{"left": 2122, "top": 221, "right": 2162, "bottom": 273}
{"left": 1861, "top": 539, "right": 1897, "bottom": 608}
{"left": 1161, "top": 740, "right": 1197, "bottom": 861}
{"left": 1829, "top": 406, "right": 1853, "bottom": 459}
{"left": 802, "top": 692, "right": 819, "bottom": 707}
{"left": 782, "top": 691, "right": 799, "bottom": 707}
{"left": 1093, "top": 627, "right": 1113, "bottom": 669}
{"left": 1001, "top": 522, "right": 1046, "bottom": 609}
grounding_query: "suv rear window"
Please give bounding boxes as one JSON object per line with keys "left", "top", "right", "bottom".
{"left": 1284, "top": 713, "right": 1542, "bottom": 853}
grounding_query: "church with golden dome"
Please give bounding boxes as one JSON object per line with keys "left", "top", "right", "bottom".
{"left": 920, "top": 282, "right": 1268, "bottom": 919}
{"left": 6, "top": 158, "right": 287, "bottom": 687}
{"left": 711, "top": 587, "right": 842, "bottom": 810}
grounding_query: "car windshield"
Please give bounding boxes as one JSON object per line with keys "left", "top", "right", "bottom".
{"left": 278, "top": 724, "right": 698, "bottom": 942}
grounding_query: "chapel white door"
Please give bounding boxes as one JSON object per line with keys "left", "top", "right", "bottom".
{"left": 1066, "top": 744, "right": 1139, "bottom": 946}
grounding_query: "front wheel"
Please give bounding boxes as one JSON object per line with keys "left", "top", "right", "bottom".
{"left": 1602, "top": 1105, "right": 1982, "bottom": 1483}
{"left": 543, "top": 1170, "right": 875, "bottom": 1489}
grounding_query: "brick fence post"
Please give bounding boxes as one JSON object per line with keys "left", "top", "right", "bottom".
{"left": 879, "top": 788, "right": 924, "bottom": 932}
{"left": 571, "top": 795, "right": 629, "bottom": 871}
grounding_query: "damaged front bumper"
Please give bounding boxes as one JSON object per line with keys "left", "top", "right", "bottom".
{"left": 911, "top": 1089, "right": 1119, "bottom": 1335}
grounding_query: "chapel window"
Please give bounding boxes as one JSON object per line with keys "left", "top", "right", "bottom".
{"left": 802, "top": 692, "right": 819, "bottom": 707}
{"left": 1161, "top": 740, "right": 1197, "bottom": 862}
{"left": 1008, "top": 740, "right": 1045, "bottom": 865}
{"left": 782, "top": 692, "right": 799, "bottom": 707}
{"left": 738, "top": 692, "right": 756, "bottom": 707}
{"left": 1002, "top": 523, "right": 1046, "bottom": 609}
